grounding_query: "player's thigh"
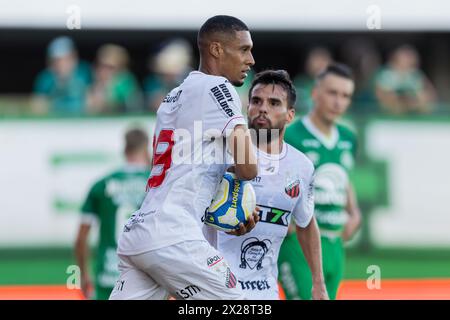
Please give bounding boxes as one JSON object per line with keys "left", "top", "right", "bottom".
{"left": 133, "top": 240, "right": 244, "bottom": 300}
{"left": 322, "top": 237, "right": 344, "bottom": 300}
{"left": 278, "top": 234, "right": 312, "bottom": 300}
{"left": 109, "top": 254, "right": 169, "bottom": 300}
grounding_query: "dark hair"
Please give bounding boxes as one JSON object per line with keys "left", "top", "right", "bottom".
{"left": 316, "top": 63, "right": 354, "bottom": 82}
{"left": 248, "top": 70, "right": 297, "bottom": 108}
{"left": 198, "top": 15, "right": 249, "bottom": 47}
{"left": 124, "top": 128, "right": 149, "bottom": 155}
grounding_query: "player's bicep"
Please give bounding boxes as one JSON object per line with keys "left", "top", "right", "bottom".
{"left": 293, "top": 172, "right": 315, "bottom": 228}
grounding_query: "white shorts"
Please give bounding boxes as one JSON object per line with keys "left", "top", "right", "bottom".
{"left": 109, "top": 240, "right": 244, "bottom": 300}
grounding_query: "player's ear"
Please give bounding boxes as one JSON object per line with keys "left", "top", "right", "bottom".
{"left": 286, "top": 107, "right": 295, "bottom": 124}
{"left": 210, "top": 42, "right": 222, "bottom": 59}
{"left": 311, "top": 85, "right": 319, "bottom": 103}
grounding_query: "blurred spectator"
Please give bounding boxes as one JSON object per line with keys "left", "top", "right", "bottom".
{"left": 340, "top": 38, "right": 381, "bottom": 113}
{"left": 294, "top": 47, "right": 333, "bottom": 113}
{"left": 375, "top": 45, "right": 437, "bottom": 114}
{"left": 87, "top": 44, "right": 143, "bottom": 114}
{"left": 144, "top": 39, "right": 193, "bottom": 112}
{"left": 31, "top": 36, "right": 91, "bottom": 115}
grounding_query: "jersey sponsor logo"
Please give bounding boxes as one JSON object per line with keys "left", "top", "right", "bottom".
{"left": 238, "top": 279, "right": 271, "bottom": 291}
{"left": 206, "top": 255, "right": 224, "bottom": 267}
{"left": 305, "top": 151, "right": 320, "bottom": 165}
{"left": 105, "top": 178, "right": 148, "bottom": 207}
{"left": 175, "top": 284, "right": 201, "bottom": 299}
{"left": 337, "top": 140, "right": 353, "bottom": 150}
{"left": 302, "top": 139, "right": 321, "bottom": 148}
{"left": 315, "top": 210, "right": 348, "bottom": 226}
{"left": 162, "top": 89, "right": 182, "bottom": 103}
{"left": 340, "top": 150, "right": 354, "bottom": 170}
{"left": 257, "top": 205, "right": 291, "bottom": 226}
{"left": 314, "top": 163, "right": 348, "bottom": 206}
{"left": 210, "top": 83, "right": 235, "bottom": 117}
{"left": 123, "top": 210, "right": 153, "bottom": 231}
{"left": 114, "top": 279, "right": 125, "bottom": 292}
{"left": 240, "top": 237, "right": 272, "bottom": 270}
{"left": 285, "top": 179, "right": 301, "bottom": 198}
{"left": 208, "top": 256, "right": 236, "bottom": 288}
{"left": 265, "top": 166, "right": 276, "bottom": 173}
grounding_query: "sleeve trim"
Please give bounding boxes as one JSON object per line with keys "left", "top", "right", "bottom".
{"left": 80, "top": 213, "right": 98, "bottom": 226}
{"left": 221, "top": 115, "right": 245, "bottom": 135}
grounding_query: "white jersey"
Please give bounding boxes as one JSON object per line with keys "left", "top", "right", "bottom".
{"left": 217, "top": 142, "right": 315, "bottom": 299}
{"left": 118, "top": 71, "right": 246, "bottom": 255}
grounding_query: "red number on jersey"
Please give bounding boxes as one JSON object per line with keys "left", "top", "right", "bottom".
{"left": 147, "top": 129, "right": 174, "bottom": 188}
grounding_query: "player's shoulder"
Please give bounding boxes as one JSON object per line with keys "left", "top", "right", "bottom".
{"left": 336, "top": 122, "right": 357, "bottom": 141}
{"left": 284, "top": 117, "right": 309, "bottom": 148}
{"left": 286, "top": 117, "right": 308, "bottom": 135}
{"left": 95, "top": 168, "right": 128, "bottom": 184}
{"left": 187, "top": 71, "right": 227, "bottom": 85}
{"left": 285, "top": 143, "right": 314, "bottom": 173}
{"left": 95, "top": 171, "right": 117, "bottom": 185}
{"left": 87, "top": 175, "right": 109, "bottom": 194}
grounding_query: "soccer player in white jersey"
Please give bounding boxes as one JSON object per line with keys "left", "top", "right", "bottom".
{"left": 217, "top": 70, "right": 329, "bottom": 300}
{"left": 110, "top": 15, "right": 259, "bottom": 300}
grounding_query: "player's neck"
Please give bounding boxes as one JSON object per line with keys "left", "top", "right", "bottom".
{"left": 256, "top": 136, "right": 284, "bottom": 155}
{"left": 309, "top": 112, "right": 334, "bottom": 137}
{"left": 126, "top": 155, "right": 149, "bottom": 167}
{"left": 198, "top": 60, "right": 220, "bottom": 77}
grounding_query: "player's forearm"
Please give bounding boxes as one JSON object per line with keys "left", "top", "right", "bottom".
{"left": 343, "top": 213, "right": 360, "bottom": 241}
{"left": 296, "top": 219, "right": 325, "bottom": 284}
{"left": 230, "top": 125, "right": 258, "bottom": 180}
{"left": 344, "top": 184, "right": 362, "bottom": 240}
{"left": 75, "top": 240, "right": 90, "bottom": 275}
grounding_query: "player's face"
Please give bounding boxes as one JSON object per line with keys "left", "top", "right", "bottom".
{"left": 220, "top": 31, "right": 255, "bottom": 87}
{"left": 248, "top": 83, "right": 295, "bottom": 135}
{"left": 312, "top": 74, "right": 354, "bottom": 124}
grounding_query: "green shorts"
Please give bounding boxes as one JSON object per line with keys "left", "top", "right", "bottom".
{"left": 277, "top": 232, "right": 345, "bottom": 300}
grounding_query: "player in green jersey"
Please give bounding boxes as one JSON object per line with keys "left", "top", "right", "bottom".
{"left": 75, "top": 128, "right": 151, "bottom": 300}
{"left": 278, "top": 63, "right": 362, "bottom": 300}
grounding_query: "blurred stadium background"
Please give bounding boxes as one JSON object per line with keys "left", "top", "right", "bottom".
{"left": 1, "top": 0, "right": 450, "bottom": 299}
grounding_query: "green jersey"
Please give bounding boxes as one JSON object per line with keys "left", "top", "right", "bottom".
{"left": 81, "top": 165, "right": 150, "bottom": 288}
{"left": 285, "top": 116, "right": 357, "bottom": 233}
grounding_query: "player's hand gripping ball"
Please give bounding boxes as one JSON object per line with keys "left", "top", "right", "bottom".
{"left": 204, "top": 172, "right": 256, "bottom": 232}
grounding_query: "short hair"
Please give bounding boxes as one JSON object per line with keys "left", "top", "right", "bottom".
{"left": 248, "top": 70, "right": 297, "bottom": 109}
{"left": 316, "top": 63, "right": 354, "bottom": 82}
{"left": 198, "top": 15, "right": 249, "bottom": 47}
{"left": 124, "top": 128, "right": 149, "bottom": 155}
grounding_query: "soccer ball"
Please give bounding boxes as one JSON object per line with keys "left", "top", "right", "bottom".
{"left": 204, "top": 172, "right": 256, "bottom": 232}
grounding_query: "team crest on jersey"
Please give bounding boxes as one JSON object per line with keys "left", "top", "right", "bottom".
{"left": 285, "top": 179, "right": 301, "bottom": 198}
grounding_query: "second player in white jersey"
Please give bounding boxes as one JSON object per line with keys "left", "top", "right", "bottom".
{"left": 217, "top": 143, "right": 314, "bottom": 299}
{"left": 216, "top": 69, "right": 329, "bottom": 300}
